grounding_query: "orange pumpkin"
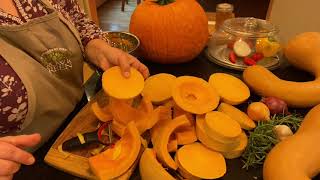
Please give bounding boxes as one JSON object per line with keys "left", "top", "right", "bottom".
{"left": 129, "top": 0, "right": 208, "bottom": 64}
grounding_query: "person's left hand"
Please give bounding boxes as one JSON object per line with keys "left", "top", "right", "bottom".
{"left": 85, "top": 38, "right": 149, "bottom": 79}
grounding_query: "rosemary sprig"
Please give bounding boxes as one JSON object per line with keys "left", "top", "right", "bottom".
{"left": 241, "top": 113, "right": 303, "bottom": 169}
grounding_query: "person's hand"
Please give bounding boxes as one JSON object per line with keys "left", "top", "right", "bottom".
{"left": 0, "top": 134, "right": 41, "bottom": 180}
{"left": 85, "top": 38, "right": 149, "bottom": 78}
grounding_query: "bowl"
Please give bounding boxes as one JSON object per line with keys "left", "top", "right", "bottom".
{"left": 103, "top": 31, "right": 140, "bottom": 55}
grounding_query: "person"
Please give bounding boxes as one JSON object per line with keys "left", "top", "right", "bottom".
{"left": 0, "top": 0, "right": 149, "bottom": 179}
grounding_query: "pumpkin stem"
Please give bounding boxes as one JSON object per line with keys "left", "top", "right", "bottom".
{"left": 155, "top": 0, "right": 175, "bottom": 5}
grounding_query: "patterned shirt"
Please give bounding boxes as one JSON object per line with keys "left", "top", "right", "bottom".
{"left": 0, "top": 0, "right": 104, "bottom": 134}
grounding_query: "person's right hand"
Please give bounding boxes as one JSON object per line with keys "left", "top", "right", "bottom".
{"left": 0, "top": 134, "right": 41, "bottom": 180}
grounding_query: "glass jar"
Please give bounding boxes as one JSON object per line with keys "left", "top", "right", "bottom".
{"left": 206, "top": 17, "right": 281, "bottom": 70}
{"left": 215, "top": 3, "right": 235, "bottom": 30}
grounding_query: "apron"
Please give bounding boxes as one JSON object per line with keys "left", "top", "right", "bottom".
{"left": 0, "top": 0, "right": 85, "bottom": 151}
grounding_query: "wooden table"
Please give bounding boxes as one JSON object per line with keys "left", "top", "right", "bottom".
{"left": 14, "top": 49, "right": 320, "bottom": 180}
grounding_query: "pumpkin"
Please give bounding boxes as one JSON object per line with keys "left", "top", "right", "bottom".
{"left": 263, "top": 104, "right": 320, "bottom": 180}
{"left": 91, "top": 101, "right": 113, "bottom": 122}
{"left": 175, "top": 126, "right": 198, "bottom": 145}
{"left": 204, "top": 111, "right": 242, "bottom": 143}
{"left": 176, "top": 142, "right": 226, "bottom": 179}
{"left": 172, "top": 76, "right": 220, "bottom": 114}
{"left": 209, "top": 73, "right": 250, "bottom": 105}
{"left": 243, "top": 32, "right": 320, "bottom": 108}
{"left": 196, "top": 115, "right": 240, "bottom": 152}
{"left": 222, "top": 131, "right": 248, "bottom": 159}
{"left": 175, "top": 154, "right": 201, "bottom": 180}
{"left": 167, "top": 137, "right": 178, "bottom": 153}
{"left": 88, "top": 121, "right": 141, "bottom": 180}
{"left": 102, "top": 66, "right": 144, "bottom": 99}
{"left": 150, "top": 106, "right": 172, "bottom": 145}
{"left": 142, "top": 73, "right": 176, "bottom": 104}
{"left": 139, "top": 148, "right": 175, "bottom": 180}
{"left": 217, "top": 103, "right": 256, "bottom": 130}
{"left": 153, "top": 115, "right": 191, "bottom": 170}
{"left": 129, "top": 0, "right": 208, "bottom": 64}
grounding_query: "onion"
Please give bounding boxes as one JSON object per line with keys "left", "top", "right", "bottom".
{"left": 273, "top": 125, "right": 293, "bottom": 141}
{"left": 261, "top": 97, "right": 289, "bottom": 115}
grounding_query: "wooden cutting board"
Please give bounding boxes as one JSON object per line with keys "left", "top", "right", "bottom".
{"left": 44, "top": 91, "right": 139, "bottom": 180}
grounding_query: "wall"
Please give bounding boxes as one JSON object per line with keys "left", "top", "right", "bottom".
{"left": 268, "top": 0, "right": 320, "bottom": 44}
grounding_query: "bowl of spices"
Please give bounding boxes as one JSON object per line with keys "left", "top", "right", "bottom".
{"left": 103, "top": 31, "right": 140, "bottom": 55}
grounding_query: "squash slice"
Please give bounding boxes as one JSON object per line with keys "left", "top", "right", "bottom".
{"left": 139, "top": 148, "right": 175, "bottom": 180}
{"left": 154, "top": 115, "right": 191, "bottom": 170}
{"left": 209, "top": 73, "right": 250, "bottom": 105}
{"left": 176, "top": 142, "right": 226, "bottom": 179}
{"left": 142, "top": 73, "right": 176, "bottom": 104}
{"left": 88, "top": 121, "right": 141, "bottom": 180}
{"left": 175, "top": 126, "right": 197, "bottom": 145}
{"left": 91, "top": 101, "right": 113, "bottom": 122}
{"left": 204, "top": 111, "right": 242, "bottom": 143}
{"left": 172, "top": 76, "right": 220, "bottom": 114}
{"left": 175, "top": 154, "right": 200, "bottom": 180}
{"left": 150, "top": 106, "right": 172, "bottom": 145}
{"left": 196, "top": 115, "right": 240, "bottom": 152}
{"left": 102, "top": 66, "right": 144, "bottom": 99}
{"left": 168, "top": 137, "right": 178, "bottom": 153}
{"left": 218, "top": 103, "right": 256, "bottom": 130}
{"left": 222, "top": 131, "right": 248, "bottom": 159}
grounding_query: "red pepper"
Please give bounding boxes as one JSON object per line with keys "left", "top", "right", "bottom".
{"left": 229, "top": 51, "right": 237, "bottom": 64}
{"left": 244, "top": 57, "right": 256, "bottom": 66}
{"left": 251, "top": 52, "right": 264, "bottom": 62}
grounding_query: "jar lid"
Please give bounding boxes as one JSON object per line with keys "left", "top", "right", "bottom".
{"left": 216, "top": 3, "right": 234, "bottom": 12}
{"left": 221, "top": 17, "right": 279, "bottom": 37}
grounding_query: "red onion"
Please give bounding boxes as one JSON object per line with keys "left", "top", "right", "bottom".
{"left": 261, "top": 97, "right": 289, "bottom": 115}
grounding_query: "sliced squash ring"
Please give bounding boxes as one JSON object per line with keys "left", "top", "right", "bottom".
{"left": 172, "top": 76, "right": 220, "bottom": 114}
{"left": 102, "top": 66, "right": 144, "bottom": 99}
{"left": 222, "top": 131, "right": 248, "bottom": 159}
{"left": 142, "top": 73, "right": 176, "bottom": 104}
{"left": 176, "top": 142, "right": 226, "bottom": 179}
{"left": 209, "top": 73, "right": 250, "bottom": 105}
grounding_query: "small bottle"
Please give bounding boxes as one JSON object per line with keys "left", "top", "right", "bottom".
{"left": 215, "top": 3, "right": 235, "bottom": 30}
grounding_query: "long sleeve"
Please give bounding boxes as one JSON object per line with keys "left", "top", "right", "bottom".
{"left": 0, "top": 55, "right": 28, "bottom": 134}
{"left": 49, "top": 0, "right": 107, "bottom": 47}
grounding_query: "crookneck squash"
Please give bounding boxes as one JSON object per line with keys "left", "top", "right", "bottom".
{"left": 263, "top": 104, "right": 320, "bottom": 180}
{"left": 129, "top": 0, "right": 208, "bottom": 64}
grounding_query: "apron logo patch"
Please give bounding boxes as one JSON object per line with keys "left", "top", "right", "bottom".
{"left": 40, "top": 48, "right": 73, "bottom": 74}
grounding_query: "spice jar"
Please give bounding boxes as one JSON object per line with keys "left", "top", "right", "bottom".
{"left": 215, "top": 3, "right": 235, "bottom": 30}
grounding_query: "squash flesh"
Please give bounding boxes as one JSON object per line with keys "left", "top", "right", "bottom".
{"left": 142, "top": 73, "right": 176, "bottom": 103}
{"left": 139, "top": 148, "right": 175, "bottom": 180}
{"left": 89, "top": 121, "right": 141, "bottom": 180}
{"left": 172, "top": 76, "right": 220, "bottom": 114}
{"left": 218, "top": 103, "right": 256, "bottom": 130}
{"left": 209, "top": 73, "right": 250, "bottom": 105}
{"left": 176, "top": 142, "right": 226, "bottom": 179}
{"left": 222, "top": 131, "right": 248, "bottom": 159}
{"left": 175, "top": 126, "right": 197, "bottom": 145}
{"left": 204, "top": 111, "right": 242, "bottom": 143}
{"left": 102, "top": 66, "right": 144, "bottom": 99}
{"left": 196, "top": 115, "right": 240, "bottom": 152}
{"left": 91, "top": 102, "right": 113, "bottom": 122}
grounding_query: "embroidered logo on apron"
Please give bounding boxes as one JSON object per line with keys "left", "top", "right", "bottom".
{"left": 40, "top": 48, "right": 73, "bottom": 74}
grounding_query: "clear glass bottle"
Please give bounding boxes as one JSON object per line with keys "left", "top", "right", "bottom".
{"left": 215, "top": 3, "right": 235, "bottom": 30}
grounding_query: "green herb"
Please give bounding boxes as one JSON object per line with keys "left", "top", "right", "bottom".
{"left": 241, "top": 113, "right": 303, "bottom": 169}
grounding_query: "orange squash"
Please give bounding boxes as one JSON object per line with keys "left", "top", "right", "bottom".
{"left": 150, "top": 106, "right": 172, "bottom": 145}
{"left": 102, "top": 66, "right": 144, "bottom": 99}
{"left": 139, "top": 148, "right": 175, "bottom": 180}
{"left": 129, "top": 0, "right": 208, "bottom": 64}
{"left": 172, "top": 76, "right": 220, "bottom": 114}
{"left": 175, "top": 126, "right": 197, "bottom": 145}
{"left": 153, "top": 115, "right": 191, "bottom": 170}
{"left": 88, "top": 121, "right": 141, "bottom": 180}
{"left": 263, "top": 104, "right": 320, "bottom": 180}
{"left": 167, "top": 137, "right": 178, "bottom": 153}
{"left": 243, "top": 32, "right": 320, "bottom": 108}
{"left": 91, "top": 101, "right": 113, "bottom": 122}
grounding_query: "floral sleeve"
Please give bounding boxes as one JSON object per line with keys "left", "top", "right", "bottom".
{"left": 49, "top": 0, "right": 108, "bottom": 47}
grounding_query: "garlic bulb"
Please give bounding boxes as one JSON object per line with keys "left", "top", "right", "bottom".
{"left": 273, "top": 125, "right": 293, "bottom": 141}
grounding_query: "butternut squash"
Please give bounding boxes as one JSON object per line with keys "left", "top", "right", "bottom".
{"left": 89, "top": 121, "right": 141, "bottom": 180}
{"left": 150, "top": 106, "right": 172, "bottom": 145}
{"left": 175, "top": 154, "right": 201, "bottom": 180}
{"left": 196, "top": 115, "right": 240, "bottom": 152}
{"left": 222, "top": 131, "right": 248, "bottom": 159}
{"left": 139, "top": 148, "right": 175, "bottom": 180}
{"left": 263, "top": 103, "right": 320, "bottom": 180}
{"left": 209, "top": 73, "right": 250, "bottom": 105}
{"left": 175, "top": 126, "right": 198, "bottom": 145}
{"left": 91, "top": 101, "right": 113, "bottom": 122}
{"left": 153, "top": 115, "right": 191, "bottom": 170}
{"left": 142, "top": 73, "right": 176, "bottom": 104}
{"left": 167, "top": 137, "right": 178, "bottom": 153}
{"left": 204, "top": 111, "right": 242, "bottom": 143}
{"left": 218, "top": 103, "right": 256, "bottom": 130}
{"left": 172, "top": 76, "right": 220, "bottom": 114}
{"left": 243, "top": 32, "right": 320, "bottom": 108}
{"left": 102, "top": 66, "right": 144, "bottom": 99}
{"left": 176, "top": 142, "right": 226, "bottom": 179}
